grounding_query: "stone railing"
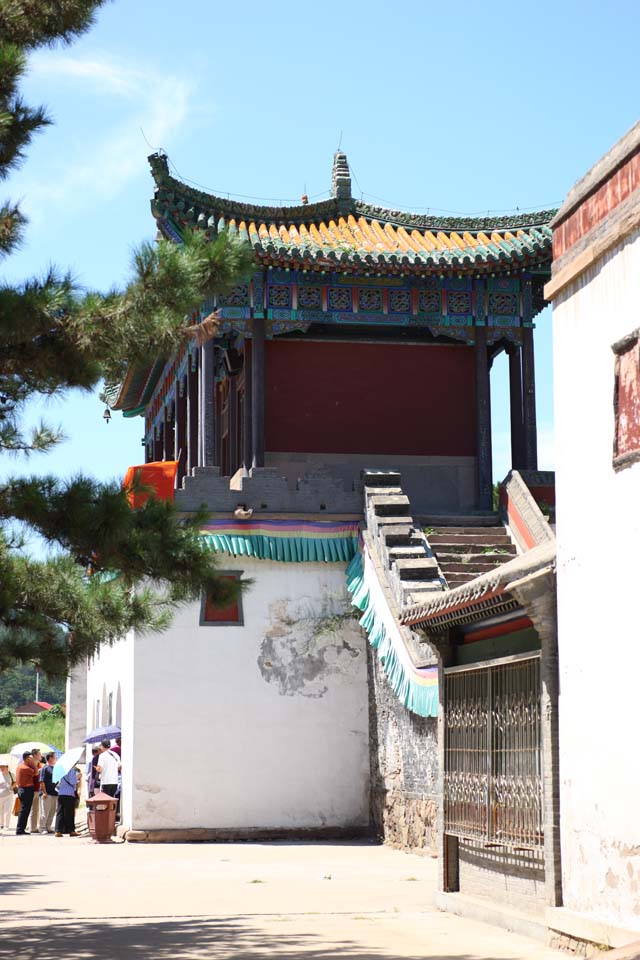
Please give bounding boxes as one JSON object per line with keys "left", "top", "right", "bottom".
{"left": 499, "top": 470, "right": 555, "bottom": 553}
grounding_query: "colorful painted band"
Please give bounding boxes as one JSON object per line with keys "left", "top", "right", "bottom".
{"left": 200, "top": 519, "right": 359, "bottom": 563}
{"left": 346, "top": 550, "right": 438, "bottom": 718}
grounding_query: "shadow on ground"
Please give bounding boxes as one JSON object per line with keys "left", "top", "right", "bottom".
{"left": 0, "top": 917, "right": 523, "bottom": 960}
{"left": 0, "top": 874, "right": 57, "bottom": 899}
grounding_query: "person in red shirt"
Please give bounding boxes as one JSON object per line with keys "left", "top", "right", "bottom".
{"left": 15, "top": 752, "right": 36, "bottom": 835}
{"left": 30, "top": 749, "right": 43, "bottom": 834}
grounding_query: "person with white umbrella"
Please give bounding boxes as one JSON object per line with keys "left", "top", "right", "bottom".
{"left": 53, "top": 747, "right": 84, "bottom": 838}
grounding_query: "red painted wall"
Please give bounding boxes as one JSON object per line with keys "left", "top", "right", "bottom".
{"left": 264, "top": 340, "right": 476, "bottom": 456}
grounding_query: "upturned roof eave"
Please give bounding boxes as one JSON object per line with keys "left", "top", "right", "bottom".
{"left": 400, "top": 540, "right": 556, "bottom": 629}
{"left": 148, "top": 152, "right": 557, "bottom": 236}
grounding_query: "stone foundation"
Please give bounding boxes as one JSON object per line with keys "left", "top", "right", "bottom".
{"left": 367, "top": 645, "right": 438, "bottom": 855}
{"left": 371, "top": 788, "right": 437, "bottom": 854}
{"left": 119, "top": 825, "right": 372, "bottom": 843}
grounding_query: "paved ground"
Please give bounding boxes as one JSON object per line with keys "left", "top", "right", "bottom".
{"left": 0, "top": 826, "right": 563, "bottom": 959}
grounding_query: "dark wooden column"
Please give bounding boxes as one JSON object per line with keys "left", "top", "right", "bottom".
{"left": 508, "top": 345, "right": 525, "bottom": 470}
{"left": 475, "top": 326, "right": 493, "bottom": 510}
{"left": 186, "top": 351, "right": 199, "bottom": 474}
{"left": 201, "top": 340, "right": 217, "bottom": 466}
{"left": 175, "top": 378, "right": 187, "bottom": 485}
{"left": 163, "top": 404, "right": 175, "bottom": 461}
{"left": 522, "top": 278, "right": 538, "bottom": 470}
{"left": 242, "top": 342, "right": 252, "bottom": 475}
{"left": 228, "top": 374, "right": 238, "bottom": 476}
{"left": 152, "top": 425, "right": 163, "bottom": 463}
{"left": 144, "top": 422, "right": 151, "bottom": 464}
{"left": 251, "top": 315, "right": 265, "bottom": 469}
{"left": 215, "top": 382, "right": 222, "bottom": 468}
{"left": 522, "top": 329, "right": 538, "bottom": 470}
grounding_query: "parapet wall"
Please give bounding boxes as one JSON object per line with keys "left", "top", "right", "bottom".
{"left": 175, "top": 458, "right": 476, "bottom": 516}
{"left": 175, "top": 465, "right": 361, "bottom": 515}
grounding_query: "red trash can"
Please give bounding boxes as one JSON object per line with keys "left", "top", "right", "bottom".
{"left": 86, "top": 791, "right": 118, "bottom": 842}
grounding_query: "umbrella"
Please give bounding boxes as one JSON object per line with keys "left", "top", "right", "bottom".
{"left": 53, "top": 746, "right": 85, "bottom": 783}
{"left": 84, "top": 725, "right": 121, "bottom": 744}
{"left": 10, "top": 740, "right": 54, "bottom": 759}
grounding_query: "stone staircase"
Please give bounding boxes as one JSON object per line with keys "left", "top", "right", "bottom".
{"left": 425, "top": 521, "right": 517, "bottom": 589}
{"left": 362, "top": 471, "right": 519, "bottom": 606}
{"left": 363, "top": 471, "right": 446, "bottom": 608}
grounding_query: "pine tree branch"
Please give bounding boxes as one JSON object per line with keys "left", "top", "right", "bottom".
{"left": 0, "top": 1, "right": 256, "bottom": 676}
{"left": 0, "top": 475, "right": 245, "bottom": 599}
{"left": 0, "top": 199, "right": 27, "bottom": 255}
{"left": 0, "top": 1, "right": 111, "bottom": 49}
{"left": 0, "top": 96, "right": 51, "bottom": 178}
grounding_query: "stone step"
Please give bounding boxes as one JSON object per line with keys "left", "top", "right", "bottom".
{"left": 444, "top": 576, "right": 476, "bottom": 587}
{"left": 402, "top": 583, "right": 444, "bottom": 604}
{"left": 434, "top": 548, "right": 515, "bottom": 561}
{"left": 364, "top": 486, "right": 403, "bottom": 500}
{"left": 374, "top": 514, "right": 416, "bottom": 527}
{"left": 421, "top": 513, "right": 500, "bottom": 528}
{"left": 380, "top": 525, "right": 424, "bottom": 548}
{"left": 368, "top": 494, "right": 411, "bottom": 517}
{"left": 362, "top": 470, "right": 401, "bottom": 488}
{"left": 433, "top": 546, "right": 515, "bottom": 564}
{"left": 430, "top": 533, "right": 512, "bottom": 547}
{"left": 427, "top": 526, "right": 508, "bottom": 536}
{"left": 373, "top": 515, "right": 416, "bottom": 539}
{"left": 387, "top": 546, "right": 427, "bottom": 566}
{"left": 393, "top": 557, "right": 440, "bottom": 581}
{"left": 440, "top": 560, "right": 506, "bottom": 575}
{"left": 435, "top": 551, "right": 514, "bottom": 563}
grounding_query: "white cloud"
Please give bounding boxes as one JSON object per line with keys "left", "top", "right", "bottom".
{"left": 30, "top": 54, "right": 146, "bottom": 97}
{"left": 15, "top": 53, "right": 204, "bottom": 221}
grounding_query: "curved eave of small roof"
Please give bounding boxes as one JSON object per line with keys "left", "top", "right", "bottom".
{"left": 400, "top": 541, "right": 556, "bottom": 630}
{"left": 149, "top": 153, "right": 555, "bottom": 275}
{"left": 108, "top": 359, "right": 164, "bottom": 415}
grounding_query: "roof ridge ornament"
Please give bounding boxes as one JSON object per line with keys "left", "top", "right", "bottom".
{"left": 331, "top": 151, "right": 352, "bottom": 206}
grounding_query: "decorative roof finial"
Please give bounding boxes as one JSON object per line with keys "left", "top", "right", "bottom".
{"left": 331, "top": 151, "right": 352, "bottom": 202}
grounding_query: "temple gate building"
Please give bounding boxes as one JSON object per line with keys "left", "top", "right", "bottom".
{"left": 114, "top": 152, "right": 552, "bottom": 513}
{"left": 68, "top": 152, "right": 561, "bottom": 933}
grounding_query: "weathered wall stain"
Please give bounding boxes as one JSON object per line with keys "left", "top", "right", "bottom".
{"left": 258, "top": 591, "right": 363, "bottom": 697}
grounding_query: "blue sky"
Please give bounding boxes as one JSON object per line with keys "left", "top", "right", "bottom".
{"left": 3, "top": 0, "right": 639, "bottom": 515}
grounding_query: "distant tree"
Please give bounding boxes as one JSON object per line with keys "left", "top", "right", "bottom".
{"left": 0, "top": 2, "right": 254, "bottom": 676}
{"left": 0, "top": 705, "right": 14, "bottom": 726}
{"left": 0, "top": 663, "right": 66, "bottom": 707}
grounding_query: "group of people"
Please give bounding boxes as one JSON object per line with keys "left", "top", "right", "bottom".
{"left": 0, "top": 738, "right": 122, "bottom": 837}
{"left": 86, "top": 738, "right": 121, "bottom": 801}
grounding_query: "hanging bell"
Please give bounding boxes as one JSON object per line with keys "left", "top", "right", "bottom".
{"left": 103, "top": 407, "right": 112, "bottom": 425}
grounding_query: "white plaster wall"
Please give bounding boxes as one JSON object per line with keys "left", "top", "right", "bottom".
{"left": 553, "top": 229, "right": 640, "bottom": 932}
{"left": 65, "top": 660, "right": 87, "bottom": 752}
{"left": 85, "top": 633, "right": 134, "bottom": 819}
{"left": 128, "top": 558, "right": 370, "bottom": 833}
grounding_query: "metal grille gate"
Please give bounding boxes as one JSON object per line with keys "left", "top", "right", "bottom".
{"left": 444, "top": 653, "right": 542, "bottom": 850}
